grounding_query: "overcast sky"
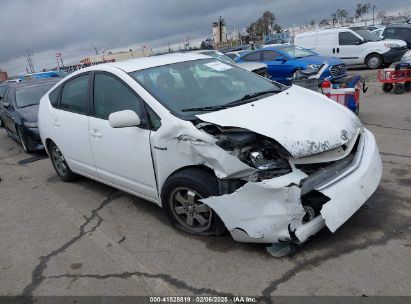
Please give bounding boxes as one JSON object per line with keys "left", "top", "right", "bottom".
{"left": 1, "top": 0, "right": 410, "bottom": 75}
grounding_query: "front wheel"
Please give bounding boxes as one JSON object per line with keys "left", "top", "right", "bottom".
{"left": 161, "top": 168, "right": 226, "bottom": 236}
{"left": 48, "top": 141, "right": 77, "bottom": 182}
{"left": 393, "top": 83, "right": 405, "bottom": 94}
{"left": 404, "top": 81, "right": 411, "bottom": 92}
{"left": 366, "top": 54, "right": 383, "bottom": 69}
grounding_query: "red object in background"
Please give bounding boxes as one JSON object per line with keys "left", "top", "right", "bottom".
{"left": 378, "top": 69, "right": 411, "bottom": 84}
{"left": 321, "top": 79, "right": 332, "bottom": 97}
{"left": 0, "top": 71, "right": 8, "bottom": 81}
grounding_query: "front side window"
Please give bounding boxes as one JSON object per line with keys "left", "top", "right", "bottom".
{"left": 15, "top": 82, "right": 56, "bottom": 108}
{"left": 382, "top": 28, "right": 397, "bottom": 38}
{"left": 60, "top": 74, "right": 90, "bottom": 115}
{"left": 130, "top": 59, "right": 282, "bottom": 118}
{"left": 339, "top": 32, "right": 363, "bottom": 45}
{"left": 93, "top": 73, "right": 144, "bottom": 120}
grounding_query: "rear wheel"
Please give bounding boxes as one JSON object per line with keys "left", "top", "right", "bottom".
{"left": 404, "top": 81, "right": 411, "bottom": 92}
{"left": 366, "top": 54, "right": 383, "bottom": 69}
{"left": 382, "top": 83, "right": 393, "bottom": 93}
{"left": 161, "top": 168, "right": 226, "bottom": 236}
{"left": 48, "top": 141, "right": 77, "bottom": 182}
{"left": 393, "top": 83, "right": 405, "bottom": 94}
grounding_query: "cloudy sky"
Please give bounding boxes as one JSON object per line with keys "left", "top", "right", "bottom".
{"left": 1, "top": 0, "right": 410, "bottom": 75}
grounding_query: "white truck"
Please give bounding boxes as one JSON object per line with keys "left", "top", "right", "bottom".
{"left": 295, "top": 28, "right": 408, "bottom": 69}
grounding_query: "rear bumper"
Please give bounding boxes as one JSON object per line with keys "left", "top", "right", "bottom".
{"left": 202, "top": 129, "right": 382, "bottom": 244}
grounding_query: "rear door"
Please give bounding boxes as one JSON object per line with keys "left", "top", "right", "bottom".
{"left": 337, "top": 31, "right": 365, "bottom": 65}
{"left": 88, "top": 72, "right": 158, "bottom": 200}
{"left": 317, "top": 32, "right": 336, "bottom": 57}
{"left": 51, "top": 73, "right": 96, "bottom": 176}
{"left": 261, "top": 50, "right": 292, "bottom": 82}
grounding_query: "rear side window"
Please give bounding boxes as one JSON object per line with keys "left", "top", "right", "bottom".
{"left": 49, "top": 86, "right": 61, "bottom": 107}
{"left": 262, "top": 51, "right": 280, "bottom": 61}
{"left": 93, "top": 73, "right": 144, "bottom": 120}
{"left": 242, "top": 51, "right": 261, "bottom": 62}
{"left": 60, "top": 74, "right": 90, "bottom": 115}
{"left": 339, "top": 32, "right": 362, "bottom": 45}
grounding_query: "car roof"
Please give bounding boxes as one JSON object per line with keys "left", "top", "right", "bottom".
{"left": 296, "top": 28, "right": 352, "bottom": 37}
{"left": 6, "top": 78, "right": 61, "bottom": 88}
{"left": 385, "top": 24, "right": 411, "bottom": 29}
{"left": 92, "top": 53, "right": 210, "bottom": 73}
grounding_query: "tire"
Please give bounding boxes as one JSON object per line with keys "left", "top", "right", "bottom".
{"left": 48, "top": 141, "right": 77, "bottom": 182}
{"left": 365, "top": 54, "right": 383, "bottom": 69}
{"left": 382, "top": 83, "right": 393, "bottom": 93}
{"left": 0, "top": 116, "right": 3, "bottom": 128}
{"left": 404, "top": 81, "right": 411, "bottom": 92}
{"left": 17, "top": 126, "right": 32, "bottom": 153}
{"left": 161, "top": 168, "right": 226, "bottom": 236}
{"left": 393, "top": 84, "right": 405, "bottom": 95}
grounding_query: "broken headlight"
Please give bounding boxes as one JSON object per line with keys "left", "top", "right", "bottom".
{"left": 247, "top": 147, "right": 291, "bottom": 176}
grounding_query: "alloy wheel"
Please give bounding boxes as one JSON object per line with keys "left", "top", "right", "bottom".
{"left": 169, "top": 187, "right": 212, "bottom": 233}
{"left": 51, "top": 146, "right": 68, "bottom": 176}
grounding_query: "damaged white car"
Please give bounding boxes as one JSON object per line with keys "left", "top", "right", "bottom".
{"left": 39, "top": 53, "right": 382, "bottom": 247}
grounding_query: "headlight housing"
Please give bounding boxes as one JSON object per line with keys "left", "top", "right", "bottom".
{"left": 306, "top": 64, "right": 322, "bottom": 71}
{"left": 384, "top": 43, "right": 400, "bottom": 49}
{"left": 23, "top": 122, "right": 38, "bottom": 128}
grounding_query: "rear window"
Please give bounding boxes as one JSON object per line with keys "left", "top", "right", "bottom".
{"left": 15, "top": 83, "right": 56, "bottom": 108}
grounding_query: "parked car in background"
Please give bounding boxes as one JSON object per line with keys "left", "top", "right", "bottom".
{"left": 235, "top": 45, "right": 347, "bottom": 84}
{"left": 0, "top": 78, "right": 60, "bottom": 152}
{"left": 193, "top": 50, "right": 268, "bottom": 78}
{"left": 381, "top": 25, "right": 411, "bottom": 49}
{"left": 38, "top": 53, "right": 382, "bottom": 246}
{"left": 295, "top": 28, "right": 408, "bottom": 69}
{"left": 18, "top": 70, "right": 67, "bottom": 81}
{"left": 225, "top": 50, "right": 250, "bottom": 60}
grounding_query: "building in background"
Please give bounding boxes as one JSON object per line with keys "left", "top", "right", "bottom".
{"left": 0, "top": 71, "right": 8, "bottom": 82}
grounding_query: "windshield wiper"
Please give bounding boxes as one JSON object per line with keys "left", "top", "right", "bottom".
{"left": 181, "top": 104, "right": 229, "bottom": 112}
{"left": 225, "top": 90, "right": 280, "bottom": 106}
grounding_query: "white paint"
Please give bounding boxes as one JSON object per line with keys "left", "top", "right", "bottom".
{"left": 198, "top": 85, "right": 362, "bottom": 158}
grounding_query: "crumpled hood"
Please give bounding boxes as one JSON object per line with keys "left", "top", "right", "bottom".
{"left": 197, "top": 85, "right": 361, "bottom": 159}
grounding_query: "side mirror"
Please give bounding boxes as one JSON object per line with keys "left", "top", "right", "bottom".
{"left": 355, "top": 40, "right": 363, "bottom": 45}
{"left": 109, "top": 110, "right": 141, "bottom": 128}
{"left": 275, "top": 56, "right": 287, "bottom": 62}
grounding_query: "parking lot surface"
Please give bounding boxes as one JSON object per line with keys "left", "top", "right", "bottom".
{"left": 0, "top": 69, "right": 410, "bottom": 298}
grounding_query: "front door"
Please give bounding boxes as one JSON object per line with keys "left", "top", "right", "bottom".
{"left": 337, "top": 31, "right": 365, "bottom": 65}
{"left": 89, "top": 72, "right": 158, "bottom": 200}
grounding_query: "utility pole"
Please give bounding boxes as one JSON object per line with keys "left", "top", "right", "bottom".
{"left": 372, "top": 4, "right": 377, "bottom": 25}
{"left": 24, "top": 50, "right": 35, "bottom": 73}
{"left": 90, "top": 43, "right": 99, "bottom": 55}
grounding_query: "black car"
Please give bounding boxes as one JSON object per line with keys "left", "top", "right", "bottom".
{"left": 381, "top": 25, "right": 411, "bottom": 49}
{"left": 0, "top": 78, "right": 60, "bottom": 152}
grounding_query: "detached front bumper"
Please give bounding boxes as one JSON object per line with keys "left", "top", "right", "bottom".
{"left": 20, "top": 126, "right": 44, "bottom": 151}
{"left": 202, "top": 129, "right": 382, "bottom": 244}
{"left": 382, "top": 48, "right": 408, "bottom": 64}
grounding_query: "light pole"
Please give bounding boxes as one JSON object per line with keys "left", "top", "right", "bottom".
{"left": 372, "top": 4, "right": 377, "bottom": 25}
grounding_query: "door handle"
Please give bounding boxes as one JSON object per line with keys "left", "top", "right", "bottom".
{"left": 90, "top": 129, "right": 102, "bottom": 138}
{"left": 51, "top": 119, "right": 60, "bottom": 126}
{"left": 332, "top": 48, "right": 335, "bottom": 54}
{"left": 337, "top": 48, "right": 340, "bottom": 53}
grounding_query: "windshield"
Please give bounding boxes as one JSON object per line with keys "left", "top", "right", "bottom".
{"left": 275, "top": 46, "right": 317, "bottom": 58}
{"left": 129, "top": 59, "right": 282, "bottom": 118}
{"left": 15, "top": 82, "right": 55, "bottom": 108}
{"left": 199, "top": 51, "right": 237, "bottom": 65}
{"left": 352, "top": 29, "right": 379, "bottom": 42}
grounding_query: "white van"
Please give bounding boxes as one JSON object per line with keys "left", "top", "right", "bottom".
{"left": 295, "top": 28, "right": 407, "bottom": 69}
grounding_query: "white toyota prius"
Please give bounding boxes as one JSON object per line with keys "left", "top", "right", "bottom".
{"left": 39, "top": 53, "right": 382, "bottom": 246}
